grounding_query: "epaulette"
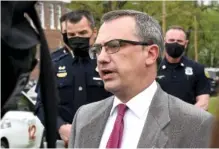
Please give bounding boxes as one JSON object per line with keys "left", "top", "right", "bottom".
{"left": 51, "top": 47, "right": 68, "bottom": 62}
{"left": 51, "top": 47, "right": 65, "bottom": 58}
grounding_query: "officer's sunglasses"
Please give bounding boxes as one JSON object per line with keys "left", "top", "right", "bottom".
{"left": 89, "top": 39, "right": 153, "bottom": 59}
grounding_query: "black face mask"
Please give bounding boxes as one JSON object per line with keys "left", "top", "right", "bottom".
{"left": 165, "top": 42, "right": 185, "bottom": 58}
{"left": 68, "top": 37, "right": 90, "bottom": 57}
{"left": 62, "top": 33, "right": 68, "bottom": 45}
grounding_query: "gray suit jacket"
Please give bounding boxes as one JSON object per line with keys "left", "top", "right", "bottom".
{"left": 69, "top": 84, "right": 214, "bottom": 148}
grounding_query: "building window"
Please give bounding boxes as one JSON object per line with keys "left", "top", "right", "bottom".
{"left": 49, "top": 4, "right": 55, "bottom": 29}
{"left": 38, "top": 2, "right": 45, "bottom": 28}
{"left": 57, "top": 5, "right": 61, "bottom": 30}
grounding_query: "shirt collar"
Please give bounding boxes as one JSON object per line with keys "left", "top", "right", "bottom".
{"left": 110, "top": 81, "right": 157, "bottom": 119}
{"left": 72, "top": 56, "right": 90, "bottom": 64}
{"left": 161, "top": 56, "right": 186, "bottom": 70}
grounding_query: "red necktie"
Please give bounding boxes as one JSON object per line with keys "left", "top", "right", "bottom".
{"left": 106, "top": 104, "right": 127, "bottom": 148}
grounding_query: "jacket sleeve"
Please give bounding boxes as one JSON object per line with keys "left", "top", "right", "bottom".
{"left": 195, "top": 65, "right": 211, "bottom": 96}
{"left": 35, "top": 83, "right": 67, "bottom": 131}
{"left": 68, "top": 105, "right": 83, "bottom": 148}
{"left": 35, "top": 84, "right": 45, "bottom": 125}
{"left": 57, "top": 116, "right": 67, "bottom": 130}
{"left": 189, "top": 115, "right": 214, "bottom": 147}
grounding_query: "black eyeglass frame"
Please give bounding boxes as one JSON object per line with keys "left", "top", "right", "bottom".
{"left": 89, "top": 39, "right": 153, "bottom": 59}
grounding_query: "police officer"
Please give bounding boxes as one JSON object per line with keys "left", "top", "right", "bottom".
{"left": 35, "top": 12, "right": 70, "bottom": 126}
{"left": 157, "top": 25, "right": 210, "bottom": 110}
{"left": 51, "top": 12, "right": 72, "bottom": 60}
{"left": 35, "top": 10, "right": 111, "bottom": 145}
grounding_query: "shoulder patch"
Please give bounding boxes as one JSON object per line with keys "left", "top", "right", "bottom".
{"left": 204, "top": 70, "right": 210, "bottom": 78}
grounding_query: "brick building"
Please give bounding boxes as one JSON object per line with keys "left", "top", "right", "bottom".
{"left": 36, "top": 0, "right": 70, "bottom": 50}
{"left": 30, "top": 0, "right": 71, "bottom": 80}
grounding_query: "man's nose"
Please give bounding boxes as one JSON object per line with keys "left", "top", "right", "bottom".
{"left": 97, "top": 47, "right": 110, "bottom": 64}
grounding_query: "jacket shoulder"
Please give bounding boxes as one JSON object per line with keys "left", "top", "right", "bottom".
{"left": 167, "top": 94, "right": 214, "bottom": 147}
{"left": 51, "top": 47, "right": 68, "bottom": 62}
{"left": 81, "top": 96, "right": 113, "bottom": 112}
{"left": 168, "top": 94, "right": 213, "bottom": 124}
{"left": 74, "top": 96, "right": 113, "bottom": 122}
{"left": 183, "top": 56, "right": 205, "bottom": 70}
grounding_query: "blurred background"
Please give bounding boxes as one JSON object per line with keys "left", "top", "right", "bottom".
{"left": 1, "top": 1, "right": 218, "bottom": 148}
{"left": 27, "top": 0, "right": 218, "bottom": 114}
{"left": 30, "top": 0, "right": 219, "bottom": 79}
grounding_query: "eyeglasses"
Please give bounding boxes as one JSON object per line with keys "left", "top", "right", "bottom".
{"left": 89, "top": 39, "right": 153, "bottom": 59}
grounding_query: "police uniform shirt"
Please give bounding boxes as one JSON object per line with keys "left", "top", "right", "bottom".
{"left": 52, "top": 48, "right": 111, "bottom": 129}
{"left": 157, "top": 56, "right": 210, "bottom": 104}
{"left": 35, "top": 47, "right": 111, "bottom": 130}
{"left": 35, "top": 47, "right": 68, "bottom": 126}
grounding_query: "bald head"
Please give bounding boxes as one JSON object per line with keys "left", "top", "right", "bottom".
{"left": 165, "top": 29, "right": 188, "bottom": 46}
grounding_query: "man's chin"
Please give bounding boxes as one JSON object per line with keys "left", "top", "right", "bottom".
{"left": 103, "top": 81, "right": 119, "bottom": 94}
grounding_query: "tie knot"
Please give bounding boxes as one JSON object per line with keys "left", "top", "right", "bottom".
{"left": 117, "top": 104, "right": 127, "bottom": 117}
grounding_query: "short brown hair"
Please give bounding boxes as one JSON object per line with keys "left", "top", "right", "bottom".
{"left": 101, "top": 10, "right": 164, "bottom": 54}
{"left": 67, "top": 10, "right": 95, "bottom": 29}
{"left": 167, "top": 25, "right": 187, "bottom": 38}
{"left": 60, "top": 12, "right": 69, "bottom": 23}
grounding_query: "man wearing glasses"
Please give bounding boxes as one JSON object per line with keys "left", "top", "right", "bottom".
{"left": 69, "top": 10, "right": 214, "bottom": 148}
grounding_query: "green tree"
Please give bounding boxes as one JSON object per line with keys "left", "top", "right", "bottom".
{"left": 198, "top": 9, "right": 219, "bottom": 67}
{"left": 66, "top": 1, "right": 219, "bottom": 67}
{"left": 66, "top": 1, "right": 127, "bottom": 27}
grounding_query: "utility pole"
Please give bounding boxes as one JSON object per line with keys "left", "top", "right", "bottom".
{"left": 194, "top": 15, "right": 198, "bottom": 62}
{"left": 162, "top": 0, "right": 166, "bottom": 58}
{"left": 162, "top": 0, "right": 166, "bottom": 36}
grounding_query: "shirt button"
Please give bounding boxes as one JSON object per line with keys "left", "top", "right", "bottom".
{"left": 78, "top": 86, "right": 83, "bottom": 91}
{"left": 162, "top": 65, "right": 166, "bottom": 69}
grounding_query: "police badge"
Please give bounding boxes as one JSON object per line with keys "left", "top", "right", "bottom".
{"left": 185, "top": 67, "right": 193, "bottom": 75}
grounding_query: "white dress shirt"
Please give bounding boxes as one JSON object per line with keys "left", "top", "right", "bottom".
{"left": 99, "top": 81, "right": 157, "bottom": 149}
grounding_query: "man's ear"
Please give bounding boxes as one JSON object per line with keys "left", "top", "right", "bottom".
{"left": 90, "top": 27, "right": 98, "bottom": 45}
{"left": 93, "top": 27, "right": 98, "bottom": 37}
{"left": 185, "top": 39, "right": 189, "bottom": 48}
{"left": 145, "top": 44, "right": 159, "bottom": 66}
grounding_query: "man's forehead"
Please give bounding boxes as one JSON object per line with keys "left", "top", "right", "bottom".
{"left": 165, "top": 29, "right": 186, "bottom": 40}
{"left": 96, "top": 17, "right": 137, "bottom": 43}
{"left": 66, "top": 17, "right": 91, "bottom": 31}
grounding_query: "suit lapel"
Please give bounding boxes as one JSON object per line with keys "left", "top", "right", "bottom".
{"left": 79, "top": 97, "right": 114, "bottom": 148}
{"left": 138, "top": 84, "right": 170, "bottom": 148}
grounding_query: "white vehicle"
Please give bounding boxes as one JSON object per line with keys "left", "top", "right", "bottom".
{"left": 0, "top": 92, "right": 44, "bottom": 148}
